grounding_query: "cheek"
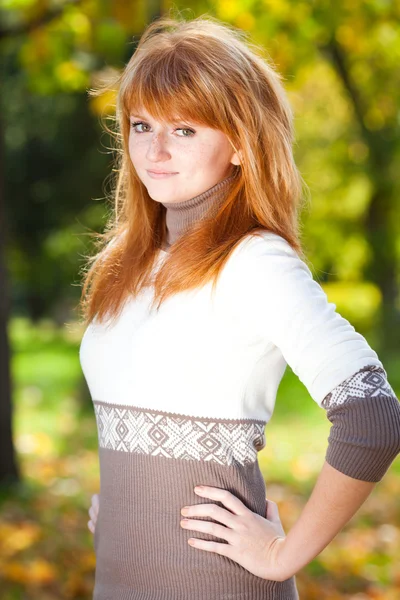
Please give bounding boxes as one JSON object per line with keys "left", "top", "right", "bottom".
{"left": 185, "top": 143, "right": 217, "bottom": 167}
{"left": 128, "top": 138, "right": 141, "bottom": 164}
{"left": 200, "top": 146, "right": 230, "bottom": 171}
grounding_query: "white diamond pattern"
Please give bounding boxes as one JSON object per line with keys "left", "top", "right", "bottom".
{"left": 322, "top": 365, "right": 396, "bottom": 409}
{"left": 93, "top": 402, "right": 266, "bottom": 466}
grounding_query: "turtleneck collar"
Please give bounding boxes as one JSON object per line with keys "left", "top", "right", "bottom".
{"left": 160, "top": 170, "right": 239, "bottom": 250}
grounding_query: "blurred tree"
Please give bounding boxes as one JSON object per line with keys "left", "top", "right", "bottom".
{"left": 233, "top": 0, "right": 400, "bottom": 355}
{"left": 0, "top": 106, "right": 20, "bottom": 485}
{"left": 319, "top": 22, "right": 400, "bottom": 355}
{"left": 0, "top": 0, "right": 162, "bottom": 483}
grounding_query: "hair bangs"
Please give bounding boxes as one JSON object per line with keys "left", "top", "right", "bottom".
{"left": 120, "top": 49, "right": 222, "bottom": 130}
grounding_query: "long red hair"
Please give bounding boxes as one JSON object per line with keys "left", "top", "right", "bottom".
{"left": 79, "top": 12, "right": 309, "bottom": 325}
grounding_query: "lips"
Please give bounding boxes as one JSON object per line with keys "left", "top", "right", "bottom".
{"left": 147, "top": 170, "right": 178, "bottom": 174}
{"left": 146, "top": 170, "right": 178, "bottom": 179}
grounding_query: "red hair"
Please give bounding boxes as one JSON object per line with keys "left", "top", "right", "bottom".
{"left": 79, "top": 12, "right": 309, "bottom": 325}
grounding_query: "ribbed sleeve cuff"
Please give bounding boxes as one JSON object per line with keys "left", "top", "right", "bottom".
{"left": 325, "top": 393, "right": 400, "bottom": 482}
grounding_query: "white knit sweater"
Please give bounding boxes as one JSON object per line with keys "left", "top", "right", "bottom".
{"left": 80, "top": 231, "right": 384, "bottom": 421}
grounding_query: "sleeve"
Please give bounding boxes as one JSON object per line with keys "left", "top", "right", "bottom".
{"left": 322, "top": 365, "right": 400, "bottom": 482}
{"left": 238, "top": 232, "right": 400, "bottom": 481}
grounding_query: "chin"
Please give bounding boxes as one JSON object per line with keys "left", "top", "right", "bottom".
{"left": 147, "top": 192, "right": 175, "bottom": 203}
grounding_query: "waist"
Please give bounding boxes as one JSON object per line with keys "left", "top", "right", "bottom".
{"left": 93, "top": 449, "right": 298, "bottom": 599}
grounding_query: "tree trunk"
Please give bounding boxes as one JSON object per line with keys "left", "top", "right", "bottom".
{"left": 323, "top": 36, "right": 400, "bottom": 356}
{"left": 0, "top": 103, "right": 20, "bottom": 486}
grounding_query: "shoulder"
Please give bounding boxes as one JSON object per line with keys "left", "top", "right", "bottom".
{"left": 233, "top": 231, "right": 305, "bottom": 262}
{"left": 239, "top": 230, "right": 296, "bottom": 253}
{"left": 220, "top": 230, "right": 329, "bottom": 330}
{"left": 227, "top": 230, "right": 313, "bottom": 283}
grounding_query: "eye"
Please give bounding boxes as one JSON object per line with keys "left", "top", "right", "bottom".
{"left": 178, "top": 128, "right": 195, "bottom": 137}
{"left": 130, "top": 121, "right": 195, "bottom": 137}
{"left": 131, "top": 121, "right": 150, "bottom": 133}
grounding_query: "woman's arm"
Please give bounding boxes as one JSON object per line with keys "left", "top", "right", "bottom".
{"left": 276, "top": 365, "right": 400, "bottom": 578}
{"left": 277, "top": 460, "right": 376, "bottom": 577}
{"left": 277, "top": 366, "right": 400, "bottom": 578}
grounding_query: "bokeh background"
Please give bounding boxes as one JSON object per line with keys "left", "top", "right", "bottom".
{"left": 1, "top": 1, "right": 399, "bottom": 599}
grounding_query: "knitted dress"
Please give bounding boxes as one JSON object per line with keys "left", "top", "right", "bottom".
{"left": 79, "top": 174, "right": 400, "bottom": 600}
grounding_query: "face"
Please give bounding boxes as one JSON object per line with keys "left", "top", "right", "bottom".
{"left": 128, "top": 107, "right": 241, "bottom": 204}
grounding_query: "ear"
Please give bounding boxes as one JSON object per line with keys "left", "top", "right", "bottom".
{"left": 230, "top": 149, "right": 243, "bottom": 166}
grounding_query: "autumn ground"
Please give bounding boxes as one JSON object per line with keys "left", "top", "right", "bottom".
{"left": 0, "top": 318, "right": 399, "bottom": 599}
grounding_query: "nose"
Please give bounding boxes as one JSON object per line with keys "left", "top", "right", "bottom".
{"left": 146, "top": 133, "right": 171, "bottom": 162}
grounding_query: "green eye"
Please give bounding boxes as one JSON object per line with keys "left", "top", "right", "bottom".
{"left": 178, "top": 128, "right": 195, "bottom": 137}
{"left": 130, "top": 121, "right": 195, "bottom": 136}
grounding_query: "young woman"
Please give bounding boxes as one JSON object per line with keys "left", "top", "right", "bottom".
{"left": 80, "top": 13, "right": 400, "bottom": 599}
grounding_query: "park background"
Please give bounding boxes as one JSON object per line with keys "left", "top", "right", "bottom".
{"left": 0, "top": 0, "right": 399, "bottom": 598}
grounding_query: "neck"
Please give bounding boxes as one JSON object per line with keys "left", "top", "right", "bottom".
{"left": 160, "top": 170, "right": 239, "bottom": 250}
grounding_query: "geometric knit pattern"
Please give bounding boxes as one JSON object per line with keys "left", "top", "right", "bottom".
{"left": 321, "top": 364, "right": 396, "bottom": 409}
{"left": 93, "top": 400, "right": 267, "bottom": 467}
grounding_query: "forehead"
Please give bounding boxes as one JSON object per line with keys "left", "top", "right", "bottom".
{"left": 130, "top": 107, "right": 202, "bottom": 126}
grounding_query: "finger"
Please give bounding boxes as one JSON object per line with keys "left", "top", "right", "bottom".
{"left": 187, "top": 537, "right": 233, "bottom": 559}
{"left": 265, "top": 499, "right": 280, "bottom": 522}
{"left": 194, "top": 487, "right": 248, "bottom": 517}
{"left": 92, "top": 494, "right": 100, "bottom": 511}
{"left": 89, "top": 506, "right": 97, "bottom": 521}
{"left": 181, "top": 518, "right": 235, "bottom": 544}
{"left": 186, "top": 503, "right": 236, "bottom": 528}
{"left": 88, "top": 520, "right": 95, "bottom": 534}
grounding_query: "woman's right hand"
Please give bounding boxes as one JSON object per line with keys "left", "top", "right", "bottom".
{"left": 88, "top": 493, "right": 100, "bottom": 534}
